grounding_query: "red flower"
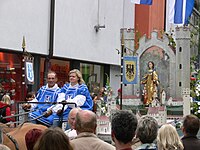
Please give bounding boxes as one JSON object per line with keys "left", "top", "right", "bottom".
{"left": 191, "top": 76, "right": 196, "bottom": 81}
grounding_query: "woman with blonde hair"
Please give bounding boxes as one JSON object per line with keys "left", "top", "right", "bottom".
{"left": 2, "top": 95, "right": 11, "bottom": 105}
{"left": 157, "top": 124, "right": 184, "bottom": 150}
{"left": 0, "top": 95, "right": 13, "bottom": 123}
{"left": 47, "top": 69, "right": 93, "bottom": 127}
{"left": 69, "top": 69, "right": 85, "bottom": 85}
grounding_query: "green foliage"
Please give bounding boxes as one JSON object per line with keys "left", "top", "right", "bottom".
{"left": 190, "top": 27, "right": 199, "bottom": 47}
{"left": 165, "top": 32, "right": 176, "bottom": 49}
{"left": 190, "top": 56, "right": 200, "bottom": 118}
{"left": 191, "top": 102, "right": 200, "bottom": 118}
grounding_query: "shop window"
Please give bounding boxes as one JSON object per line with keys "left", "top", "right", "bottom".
{"left": 80, "top": 63, "right": 104, "bottom": 94}
{"left": 0, "top": 52, "right": 23, "bottom": 111}
{"left": 40, "top": 58, "right": 70, "bottom": 88}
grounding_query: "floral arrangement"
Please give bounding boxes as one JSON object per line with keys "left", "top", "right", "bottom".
{"left": 194, "top": 80, "right": 200, "bottom": 98}
{"left": 191, "top": 102, "right": 200, "bottom": 118}
{"left": 96, "top": 74, "right": 113, "bottom": 116}
{"left": 191, "top": 78, "right": 200, "bottom": 118}
{"left": 190, "top": 56, "right": 200, "bottom": 118}
{"left": 190, "top": 56, "right": 200, "bottom": 100}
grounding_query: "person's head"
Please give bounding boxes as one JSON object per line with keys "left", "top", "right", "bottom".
{"left": 33, "top": 127, "right": 73, "bottom": 150}
{"left": 69, "top": 69, "right": 85, "bottom": 86}
{"left": 148, "top": 61, "right": 154, "bottom": 69}
{"left": 1, "top": 95, "right": 11, "bottom": 105}
{"left": 91, "top": 93, "right": 97, "bottom": 100}
{"left": 111, "top": 110, "right": 138, "bottom": 144}
{"left": 117, "top": 88, "right": 122, "bottom": 96}
{"left": 26, "top": 92, "right": 35, "bottom": 101}
{"left": 157, "top": 124, "right": 184, "bottom": 150}
{"left": 136, "top": 115, "right": 158, "bottom": 144}
{"left": 0, "top": 144, "right": 10, "bottom": 150}
{"left": 25, "top": 128, "right": 43, "bottom": 150}
{"left": 182, "top": 114, "right": 200, "bottom": 136}
{"left": 68, "top": 108, "right": 80, "bottom": 129}
{"left": 47, "top": 70, "right": 57, "bottom": 88}
{"left": 75, "top": 110, "right": 97, "bottom": 134}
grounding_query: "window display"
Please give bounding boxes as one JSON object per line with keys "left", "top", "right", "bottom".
{"left": 80, "top": 63, "right": 103, "bottom": 94}
{"left": 0, "top": 52, "right": 23, "bottom": 111}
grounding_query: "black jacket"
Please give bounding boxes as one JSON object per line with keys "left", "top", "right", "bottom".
{"left": 182, "top": 135, "right": 200, "bottom": 150}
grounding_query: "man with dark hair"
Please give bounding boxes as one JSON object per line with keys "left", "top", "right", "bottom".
{"left": 22, "top": 71, "right": 60, "bottom": 127}
{"left": 111, "top": 110, "right": 138, "bottom": 150}
{"left": 71, "top": 110, "right": 115, "bottom": 150}
{"left": 181, "top": 114, "right": 200, "bottom": 150}
{"left": 135, "top": 115, "right": 158, "bottom": 150}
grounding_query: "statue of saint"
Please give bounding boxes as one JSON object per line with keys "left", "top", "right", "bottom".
{"left": 141, "top": 61, "right": 159, "bottom": 105}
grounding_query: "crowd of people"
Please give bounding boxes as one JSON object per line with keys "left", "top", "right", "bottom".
{"left": 23, "top": 112, "right": 200, "bottom": 150}
{"left": 0, "top": 68, "right": 200, "bottom": 149}
{"left": 0, "top": 108, "right": 200, "bottom": 150}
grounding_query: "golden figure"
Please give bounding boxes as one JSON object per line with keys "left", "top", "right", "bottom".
{"left": 141, "top": 61, "right": 159, "bottom": 105}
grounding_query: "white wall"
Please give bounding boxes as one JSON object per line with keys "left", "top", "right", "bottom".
{"left": 0, "top": 0, "right": 134, "bottom": 66}
{"left": 110, "top": 65, "right": 121, "bottom": 96}
{"left": 54, "top": 0, "right": 134, "bottom": 65}
{"left": 0, "top": 0, "right": 50, "bottom": 54}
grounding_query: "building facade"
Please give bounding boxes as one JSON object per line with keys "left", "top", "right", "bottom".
{"left": 0, "top": 0, "right": 135, "bottom": 108}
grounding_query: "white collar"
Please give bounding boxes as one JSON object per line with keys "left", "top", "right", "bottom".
{"left": 46, "top": 83, "right": 58, "bottom": 90}
{"left": 69, "top": 83, "right": 79, "bottom": 88}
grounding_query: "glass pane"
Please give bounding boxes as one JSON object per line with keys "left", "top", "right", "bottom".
{"left": 80, "top": 63, "right": 103, "bottom": 94}
{"left": 0, "top": 52, "right": 23, "bottom": 111}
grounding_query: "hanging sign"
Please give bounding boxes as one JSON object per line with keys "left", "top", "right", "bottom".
{"left": 123, "top": 56, "right": 138, "bottom": 84}
{"left": 25, "top": 58, "right": 34, "bottom": 85}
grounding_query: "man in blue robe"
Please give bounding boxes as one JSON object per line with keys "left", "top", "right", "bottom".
{"left": 22, "top": 71, "right": 60, "bottom": 127}
{"left": 45, "top": 69, "right": 93, "bottom": 127}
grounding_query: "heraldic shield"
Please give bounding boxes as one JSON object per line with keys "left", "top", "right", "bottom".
{"left": 123, "top": 56, "right": 138, "bottom": 84}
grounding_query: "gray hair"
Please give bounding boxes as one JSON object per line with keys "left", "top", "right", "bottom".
{"left": 75, "top": 110, "right": 97, "bottom": 133}
{"left": 136, "top": 115, "right": 158, "bottom": 144}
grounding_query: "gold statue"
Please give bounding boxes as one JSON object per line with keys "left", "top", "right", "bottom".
{"left": 141, "top": 61, "right": 159, "bottom": 105}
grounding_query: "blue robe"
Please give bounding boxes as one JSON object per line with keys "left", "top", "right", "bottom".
{"left": 29, "top": 84, "right": 60, "bottom": 126}
{"left": 53, "top": 83, "right": 93, "bottom": 123}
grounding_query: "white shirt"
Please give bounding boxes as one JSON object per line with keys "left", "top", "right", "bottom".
{"left": 65, "top": 129, "right": 77, "bottom": 140}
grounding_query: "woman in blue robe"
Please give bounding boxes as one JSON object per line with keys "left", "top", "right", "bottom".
{"left": 46, "top": 69, "right": 93, "bottom": 127}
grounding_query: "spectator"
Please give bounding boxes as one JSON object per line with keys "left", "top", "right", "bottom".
{"left": 23, "top": 92, "right": 36, "bottom": 119}
{"left": 157, "top": 124, "right": 183, "bottom": 150}
{"left": 131, "top": 137, "right": 142, "bottom": 150}
{"left": 33, "top": 127, "right": 73, "bottom": 150}
{"left": 91, "top": 93, "right": 98, "bottom": 113}
{"left": 111, "top": 110, "right": 138, "bottom": 150}
{"left": 181, "top": 114, "right": 200, "bottom": 150}
{"left": 25, "top": 128, "right": 43, "bottom": 150}
{"left": 0, "top": 95, "right": 14, "bottom": 123}
{"left": 22, "top": 71, "right": 60, "bottom": 127}
{"left": 47, "top": 69, "right": 93, "bottom": 127}
{"left": 64, "top": 108, "right": 80, "bottom": 140}
{"left": 135, "top": 115, "right": 158, "bottom": 150}
{"left": 71, "top": 110, "right": 115, "bottom": 150}
{"left": 25, "top": 92, "right": 36, "bottom": 102}
{"left": 115, "top": 88, "right": 121, "bottom": 105}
